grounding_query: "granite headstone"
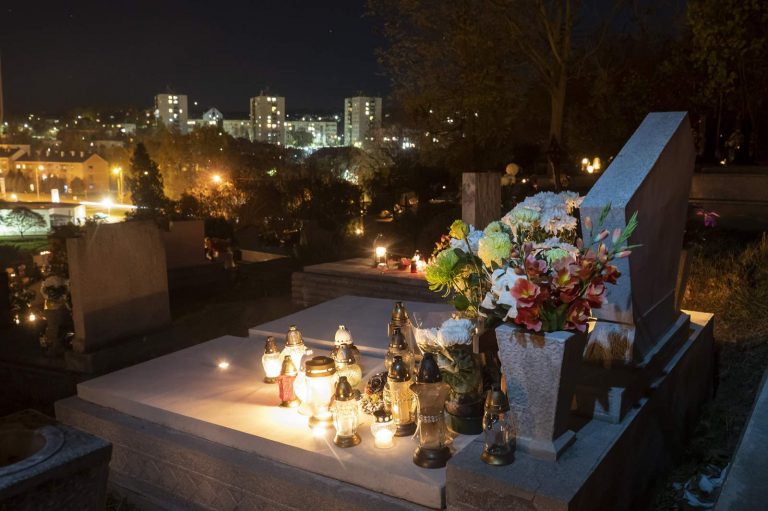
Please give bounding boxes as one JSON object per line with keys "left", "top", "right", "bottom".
{"left": 67, "top": 221, "right": 171, "bottom": 353}
{"left": 579, "top": 111, "right": 695, "bottom": 366}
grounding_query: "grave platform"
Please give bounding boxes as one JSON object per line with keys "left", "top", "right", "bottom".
{"left": 56, "top": 334, "right": 473, "bottom": 510}
{"left": 292, "top": 258, "right": 439, "bottom": 306}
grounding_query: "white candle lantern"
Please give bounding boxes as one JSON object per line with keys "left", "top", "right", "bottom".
{"left": 261, "top": 336, "right": 282, "bottom": 383}
{"left": 280, "top": 325, "right": 311, "bottom": 371}
{"left": 333, "top": 343, "right": 363, "bottom": 388}
{"left": 305, "top": 356, "right": 337, "bottom": 430}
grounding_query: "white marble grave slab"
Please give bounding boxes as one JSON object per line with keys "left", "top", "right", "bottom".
{"left": 77, "top": 335, "right": 473, "bottom": 508}
{"left": 249, "top": 295, "right": 455, "bottom": 357}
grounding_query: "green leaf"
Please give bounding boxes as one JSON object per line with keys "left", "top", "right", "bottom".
{"left": 452, "top": 294, "right": 470, "bottom": 311}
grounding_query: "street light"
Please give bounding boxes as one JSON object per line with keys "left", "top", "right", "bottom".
{"left": 112, "top": 166, "right": 123, "bottom": 203}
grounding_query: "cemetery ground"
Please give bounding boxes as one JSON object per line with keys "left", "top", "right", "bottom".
{"left": 2, "top": 224, "right": 767, "bottom": 509}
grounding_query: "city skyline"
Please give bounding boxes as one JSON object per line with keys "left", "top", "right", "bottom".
{"left": 0, "top": 0, "right": 387, "bottom": 116}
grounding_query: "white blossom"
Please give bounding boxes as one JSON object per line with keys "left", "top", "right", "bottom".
{"left": 437, "top": 318, "right": 474, "bottom": 347}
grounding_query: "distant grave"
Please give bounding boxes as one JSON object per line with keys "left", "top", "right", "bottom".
{"left": 67, "top": 221, "right": 171, "bottom": 362}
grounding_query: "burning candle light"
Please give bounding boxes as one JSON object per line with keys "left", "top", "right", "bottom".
{"left": 305, "top": 356, "right": 337, "bottom": 430}
{"left": 371, "top": 409, "right": 396, "bottom": 449}
{"left": 217, "top": 360, "right": 230, "bottom": 370}
{"left": 261, "top": 336, "right": 282, "bottom": 383}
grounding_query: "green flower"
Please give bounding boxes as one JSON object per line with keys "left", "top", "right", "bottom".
{"left": 512, "top": 206, "right": 540, "bottom": 225}
{"left": 449, "top": 220, "right": 469, "bottom": 240}
{"left": 425, "top": 248, "right": 460, "bottom": 291}
{"left": 544, "top": 248, "right": 570, "bottom": 264}
{"left": 477, "top": 232, "right": 512, "bottom": 267}
{"left": 484, "top": 221, "right": 504, "bottom": 235}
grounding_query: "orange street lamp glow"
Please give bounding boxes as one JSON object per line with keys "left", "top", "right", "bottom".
{"left": 212, "top": 174, "right": 223, "bottom": 184}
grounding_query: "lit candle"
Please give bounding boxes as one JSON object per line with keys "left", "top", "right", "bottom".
{"left": 371, "top": 410, "right": 396, "bottom": 449}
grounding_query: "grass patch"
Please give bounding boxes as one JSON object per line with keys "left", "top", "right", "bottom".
{"left": 653, "top": 230, "right": 768, "bottom": 509}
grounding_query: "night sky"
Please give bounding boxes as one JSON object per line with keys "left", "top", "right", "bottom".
{"left": 0, "top": 0, "right": 387, "bottom": 116}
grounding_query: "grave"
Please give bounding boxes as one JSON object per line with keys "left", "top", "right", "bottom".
{"left": 291, "top": 258, "right": 439, "bottom": 306}
{"left": 65, "top": 221, "right": 172, "bottom": 373}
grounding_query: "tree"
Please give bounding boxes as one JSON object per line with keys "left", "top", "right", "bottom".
{"left": 688, "top": 0, "right": 768, "bottom": 160}
{"left": 1, "top": 207, "right": 47, "bottom": 238}
{"left": 126, "top": 143, "right": 170, "bottom": 219}
{"left": 368, "top": 0, "right": 523, "bottom": 172}
{"left": 288, "top": 130, "right": 314, "bottom": 148}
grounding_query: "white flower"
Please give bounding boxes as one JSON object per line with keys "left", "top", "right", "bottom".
{"left": 449, "top": 225, "right": 484, "bottom": 254}
{"left": 482, "top": 268, "right": 523, "bottom": 320}
{"left": 437, "top": 318, "right": 474, "bottom": 347}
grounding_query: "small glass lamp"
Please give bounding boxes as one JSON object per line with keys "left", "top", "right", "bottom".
{"left": 261, "top": 336, "right": 282, "bottom": 383}
{"left": 333, "top": 343, "right": 363, "bottom": 388}
{"left": 332, "top": 376, "right": 361, "bottom": 447}
{"left": 331, "top": 325, "right": 361, "bottom": 365}
{"left": 305, "top": 356, "right": 337, "bottom": 430}
{"left": 281, "top": 325, "right": 310, "bottom": 370}
{"left": 373, "top": 234, "right": 387, "bottom": 268}
{"left": 410, "top": 353, "right": 452, "bottom": 468}
{"left": 277, "top": 356, "right": 299, "bottom": 408}
{"left": 371, "top": 409, "right": 396, "bottom": 449}
{"left": 481, "top": 387, "right": 515, "bottom": 465}
{"left": 388, "top": 301, "right": 409, "bottom": 337}
{"left": 385, "top": 327, "right": 413, "bottom": 374}
{"left": 387, "top": 355, "right": 417, "bottom": 436}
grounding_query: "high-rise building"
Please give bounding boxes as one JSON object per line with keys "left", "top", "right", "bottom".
{"left": 154, "top": 93, "right": 189, "bottom": 133}
{"left": 344, "top": 96, "right": 382, "bottom": 147}
{"left": 285, "top": 117, "right": 339, "bottom": 148}
{"left": 250, "top": 95, "right": 285, "bottom": 145}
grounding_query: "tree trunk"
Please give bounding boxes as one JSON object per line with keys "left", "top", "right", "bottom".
{"left": 548, "top": 71, "right": 567, "bottom": 192}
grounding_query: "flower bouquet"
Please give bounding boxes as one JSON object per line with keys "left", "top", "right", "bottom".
{"left": 412, "top": 315, "right": 484, "bottom": 434}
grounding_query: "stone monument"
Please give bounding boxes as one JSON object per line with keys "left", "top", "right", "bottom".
{"left": 462, "top": 172, "right": 501, "bottom": 230}
{"left": 576, "top": 111, "right": 697, "bottom": 421}
{"left": 67, "top": 221, "right": 171, "bottom": 354}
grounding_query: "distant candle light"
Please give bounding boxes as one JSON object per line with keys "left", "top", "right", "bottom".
{"left": 217, "top": 360, "right": 230, "bottom": 369}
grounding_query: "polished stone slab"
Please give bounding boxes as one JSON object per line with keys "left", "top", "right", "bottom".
{"left": 249, "top": 295, "right": 454, "bottom": 357}
{"left": 75, "top": 335, "right": 472, "bottom": 509}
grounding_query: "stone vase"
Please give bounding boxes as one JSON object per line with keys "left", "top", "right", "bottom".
{"left": 495, "top": 323, "right": 588, "bottom": 461}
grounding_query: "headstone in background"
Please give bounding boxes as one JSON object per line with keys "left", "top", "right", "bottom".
{"left": 579, "top": 111, "right": 695, "bottom": 366}
{"left": 461, "top": 172, "right": 501, "bottom": 230}
{"left": 67, "top": 221, "right": 171, "bottom": 353}
{"left": 162, "top": 219, "right": 207, "bottom": 269}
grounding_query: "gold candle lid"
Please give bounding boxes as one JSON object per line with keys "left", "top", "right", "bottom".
{"left": 264, "top": 336, "right": 279, "bottom": 354}
{"left": 484, "top": 388, "right": 510, "bottom": 413}
{"left": 280, "top": 356, "right": 298, "bottom": 376}
{"left": 305, "top": 356, "right": 336, "bottom": 377}
{"left": 334, "top": 376, "right": 354, "bottom": 401}
{"left": 285, "top": 325, "right": 304, "bottom": 346}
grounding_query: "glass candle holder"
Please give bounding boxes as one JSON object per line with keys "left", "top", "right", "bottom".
{"left": 371, "top": 409, "right": 396, "bottom": 449}
{"left": 277, "top": 356, "right": 299, "bottom": 408}
{"left": 481, "top": 387, "right": 515, "bottom": 466}
{"left": 333, "top": 343, "right": 363, "bottom": 387}
{"left": 410, "top": 250, "right": 420, "bottom": 273}
{"left": 387, "top": 355, "right": 416, "bottom": 436}
{"left": 280, "top": 325, "right": 311, "bottom": 371}
{"left": 332, "top": 376, "right": 361, "bottom": 447}
{"left": 410, "top": 352, "right": 451, "bottom": 468}
{"left": 261, "top": 336, "right": 282, "bottom": 383}
{"left": 373, "top": 234, "right": 387, "bottom": 268}
{"left": 388, "top": 301, "right": 409, "bottom": 337}
{"left": 385, "top": 327, "right": 413, "bottom": 374}
{"left": 331, "top": 325, "right": 361, "bottom": 365}
{"left": 305, "top": 356, "right": 337, "bottom": 430}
